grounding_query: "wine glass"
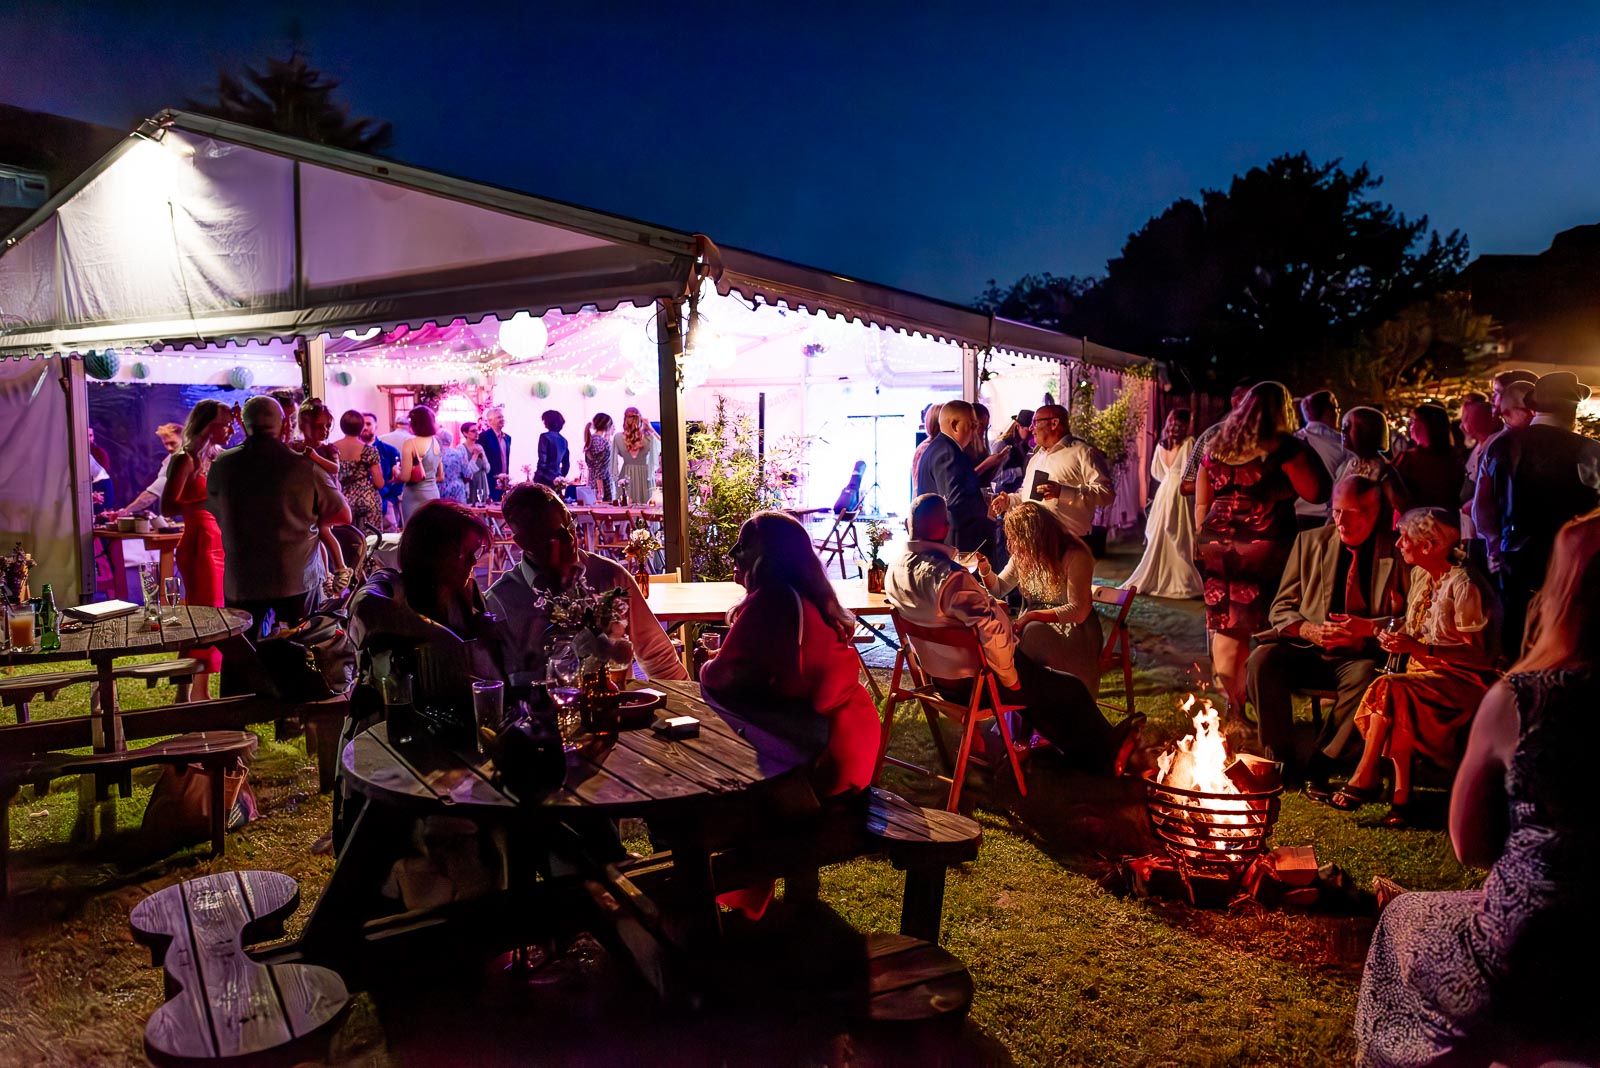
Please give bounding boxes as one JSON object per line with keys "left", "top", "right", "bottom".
{"left": 545, "top": 642, "right": 582, "bottom": 748}
{"left": 162, "top": 576, "right": 184, "bottom": 624}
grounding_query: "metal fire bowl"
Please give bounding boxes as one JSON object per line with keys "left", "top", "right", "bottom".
{"left": 1142, "top": 765, "right": 1283, "bottom": 872}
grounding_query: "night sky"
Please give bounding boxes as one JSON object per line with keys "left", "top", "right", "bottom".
{"left": 4, "top": 2, "right": 1599, "bottom": 303}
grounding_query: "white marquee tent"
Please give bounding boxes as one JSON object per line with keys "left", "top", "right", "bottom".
{"left": 0, "top": 110, "right": 1152, "bottom": 602}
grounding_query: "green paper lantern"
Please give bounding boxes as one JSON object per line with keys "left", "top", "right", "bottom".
{"left": 332, "top": 370, "right": 353, "bottom": 387}
{"left": 131, "top": 362, "right": 150, "bottom": 380}
{"left": 531, "top": 380, "right": 551, "bottom": 399}
{"left": 581, "top": 381, "right": 598, "bottom": 398}
{"left": 227, "top": 366, "right": 254, "bottom": 390}
{"left": 463, "top": 373, "right": 484, "bottom": 387}
{"left": 84, "top": 349, "right": 120, "bottom": 380}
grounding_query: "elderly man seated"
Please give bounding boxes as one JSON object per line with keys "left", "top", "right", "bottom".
{"left": 486, "top": 483, "right": 688, "bottom": 682}
{"left": 884, "top": 493, "right": 1138, "bottom": 773}
{"left": 1245, "top": 475, "right": 1408, "bottom": 790}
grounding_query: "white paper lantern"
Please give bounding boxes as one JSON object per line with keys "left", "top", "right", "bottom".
{"left": 497, "top": 312, "right": 548, "bottom": 361}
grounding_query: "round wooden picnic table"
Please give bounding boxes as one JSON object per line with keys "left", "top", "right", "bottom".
{"left": 300, "top": 679, "right": 824, "bottom": 964}
{"left": 0, "top": 605, "right": 251, "bottom": 751}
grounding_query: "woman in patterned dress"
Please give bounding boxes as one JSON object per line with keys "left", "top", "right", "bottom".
{"left": 1194, "top": 381, "right": 1332, "bottom": 715}
{"left": 583, "top": 412, "right": 615, "bottom": 503}
{"left": 1330, "top": 507, "right": 1499, "bottom": 827}
{"left": 1356, "top": 510, "right": 1600, "bottom": 1066}
{"left": 333, "top": 409, "right": 383, "bottom": 533}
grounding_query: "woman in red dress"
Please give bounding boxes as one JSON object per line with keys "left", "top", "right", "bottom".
{"left": 161, "top": 400, "right": 236, "bottom": 698}
{"left": 700, "top": 510, "right": 881, "bottom": 917}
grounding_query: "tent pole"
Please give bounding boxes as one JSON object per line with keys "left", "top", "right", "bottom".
{"left": 962, "top": 343, "right": 978, "bottom": 403}
{"left": 656, "top": 297, "right": 690, "bottom": 578}
{"left": 297, "top": 335, "right": 326, "bottom": 402}
{"left": 58, "top": 357, "right": 93, "bottom": 605}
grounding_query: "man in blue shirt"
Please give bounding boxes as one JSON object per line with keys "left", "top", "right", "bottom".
{"left": 363, "top": 412, "right": 401, "bottom": 530}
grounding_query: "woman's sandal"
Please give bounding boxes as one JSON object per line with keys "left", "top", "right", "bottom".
{"left": 1377, "top": 804, "right": 1410, "bottom": 829}
{"left": 1327, "top": 783, "right": 1382, "bottom": 811}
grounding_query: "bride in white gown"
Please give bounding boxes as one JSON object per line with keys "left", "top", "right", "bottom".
{"left": 1122, "top": 409, "right": 1204, "bottom": 599}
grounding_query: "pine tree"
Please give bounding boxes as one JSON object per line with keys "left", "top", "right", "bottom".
{"left": 187, "top": 51, "right": 393, "bottom": 153}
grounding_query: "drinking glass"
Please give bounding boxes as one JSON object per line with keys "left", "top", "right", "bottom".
{"left": 471, "top": 679, "right": 505, "bottom": 753}
{"left": 382, "top": 673, "right": 416, "bottom": 742}
{"left": 161, "top": 576, "right": 184, "bottom": 625}
{"left": 6, "top": 604, "right": 36, "bottom": 652}
{"left": 545, "top": 643, "right": 582, "bottom": 749}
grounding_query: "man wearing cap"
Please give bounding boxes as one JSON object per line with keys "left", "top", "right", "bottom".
{"left": 1474, "top": 370, "right": 1600, "bottom": 653}
{"left": 989, "top": 403, "right": 1114, "bottom": 539}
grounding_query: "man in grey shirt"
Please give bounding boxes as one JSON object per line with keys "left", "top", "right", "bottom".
{"left": 206, "top": 396, "right": 351, "bottom": 634}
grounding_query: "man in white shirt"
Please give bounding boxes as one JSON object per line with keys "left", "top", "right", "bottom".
{"left": 111, "top": 423, "right": 183, "bottom": 517}
{"left": 379, "top": 418, "right": 411, "bottom": 455}
{"left": 988, "top": 403, "right": 1113, "bottom": 538}
{"left": 886, "top": 493, "right": 1135, "bottom": 772}
{"left": 485, "top": 483, "right": 687, "bottom": 682}
{"left": 1294, "top": 390, "right": 1350, "bottom": 530}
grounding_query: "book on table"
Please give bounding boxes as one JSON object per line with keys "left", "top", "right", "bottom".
{"left": 64, "top": 599, "right": 139, "bottom": 621}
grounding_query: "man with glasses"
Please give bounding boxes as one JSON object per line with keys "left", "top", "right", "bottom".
{"left": 989, "top": 403, "right": 1113, "bottom": 539}
{"left": 485, "top": 483, "right": 687, "bottom": 681}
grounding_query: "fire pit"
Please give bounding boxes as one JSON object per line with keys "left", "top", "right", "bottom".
{"left": 1143, "top": 697, "right": 1283, "bottom": 877}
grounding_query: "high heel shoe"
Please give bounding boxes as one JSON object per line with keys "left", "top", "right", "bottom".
{"left": 1327, "top": 782, "right": 1382, "bottom": 811}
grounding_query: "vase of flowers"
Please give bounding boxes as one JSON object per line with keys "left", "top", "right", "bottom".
{"left": 531, "top": 577, "right": 632, "bottom": 737}
{"left": 616, "top": 476, "right": 630, "bottom": 507}
{"left": 2, "top": 542, "right": 36, "bottom": 605}
{"left": 622, "top": 525, "right": 663, "bottom": 595}
{"left": 863, "top": 520, "right": 893, "bottom": 593}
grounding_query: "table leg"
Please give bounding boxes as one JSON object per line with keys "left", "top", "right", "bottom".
{"left": 107, "top": 538, "right": 128, "bottom": 601}
{"left": 92, "top": 659, "right": 122, "bottom": 752}
{"left": 680, "top": 622, "right": 700, "bottom": 679}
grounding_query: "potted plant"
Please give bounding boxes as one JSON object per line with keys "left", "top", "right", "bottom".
{"left": 622, "top": 524, "right": 663, "bottom": 594}
{"left": 2, "top": 542, "right": 36, "bottom": 605}
{"left": 863, "top": 520, "right": 894, "bottom": 593}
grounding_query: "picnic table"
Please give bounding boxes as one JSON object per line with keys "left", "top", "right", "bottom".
{"left": 0, "top": 606, "right": 250, "bottom": 752}
{"left": 645, "top": 578, "right": 894, "bottom": 676}
{"left": 95, "top": 526, "right": 182, "bottom": 601}
{"left": 292, "top": 678, "right": 824, "bottom": 966}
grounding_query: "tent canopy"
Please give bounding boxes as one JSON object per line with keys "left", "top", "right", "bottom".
{"left": 1, "top": 109, "right": 1151, "bottom": 378}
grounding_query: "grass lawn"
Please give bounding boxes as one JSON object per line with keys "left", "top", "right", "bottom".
{"left": 0, "top": 549, "right": 1482, "bottom": 1066}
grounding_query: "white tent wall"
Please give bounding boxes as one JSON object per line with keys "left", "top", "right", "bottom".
{"left": 0, "top": 359, "right": 79, "bottom": 603}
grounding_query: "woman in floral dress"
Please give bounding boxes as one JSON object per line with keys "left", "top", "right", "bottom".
{"left": 583, "top": 412, "right": 615, "bottom": 502}
{"left": 333, "top": 409, "right": 383, "bottom": 533}
{"left": 1194, "top": 381, "right": 1332, "bottom": 715}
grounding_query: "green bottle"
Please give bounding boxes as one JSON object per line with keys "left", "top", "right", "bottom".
{"left": 39, "top": 583, "right": 60, "bottom": 651}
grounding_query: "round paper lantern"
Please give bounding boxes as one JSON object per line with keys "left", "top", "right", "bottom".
{"left": 332, "top": 370, "right": 353, "bottom": 387}
{"left": 463, "top": 373, "right": 484, "bottom": 387}
{"left": 580, "top": 381, "right": 598, "bottom": 399}
{"left": 530, "top": 380, "right": 551, "bottom": 399}
{"left": 497, "top": 312, "right": 548, "bottom": 360}
{"left": 227, "top": 366, "right": 254, "bottom": 390}
{"left": 84, "top": 349, "right": 120, "bottom": 380}
{"left": 131, "top": 362, "right": 150, "bottom": 380}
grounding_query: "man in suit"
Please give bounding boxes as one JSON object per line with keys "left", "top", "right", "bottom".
{"left": 915, "top": 400, "right": 989, "bottom": 552}
{"left": 1245, "top": 475, "right": 1407, "bottom": 789}
{"left": 480, "top": 405, "right": 512, "bottom": 500}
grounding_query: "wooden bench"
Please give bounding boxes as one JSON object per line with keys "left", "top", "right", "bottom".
{"left": 0, "top": 730, "right": 258, "bottom": 896}
{"left": 0, "top": 656, "right": 204, "bottom": 723}
{"left": 131, "top": 870, "right": 349, "bottom": 1066}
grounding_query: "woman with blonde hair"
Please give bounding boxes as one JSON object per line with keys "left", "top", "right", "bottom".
{"left": 1356, "top": 509, "right": 1600, "bottom": 1066}
{"left": 160, "top": 399, "right": 235, "bottom": 697}
{"left": 1194, "top": 380, "right": 1332, "bottom": 714}
{"left": 612, "top": 406, "right": 659, "bottom": 504}
{"left": 1326, "top": 507, "right": 1498, "bottom": 826}
{"left": 976, "top": 500, "right": 1103, "bottom": 694}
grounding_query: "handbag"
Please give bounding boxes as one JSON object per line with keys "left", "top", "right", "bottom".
{"left": 254, "top": 603, "right": 359, "bottom": 701}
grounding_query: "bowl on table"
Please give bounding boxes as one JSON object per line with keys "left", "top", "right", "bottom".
{"left": 116, "top": 516, "right": 137, "bottom": 533}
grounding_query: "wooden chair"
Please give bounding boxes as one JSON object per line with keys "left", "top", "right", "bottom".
{"left": 875, "top": 609, "right": 1027, "bottom": 811}
{"left": 813, "top": 508, "right": 863, "bottom": 580}
{"left": 1090, "top": 583, "right": 1138, "bottom": 716}
{"left": 1296, "top": 686, "right": 1334, "bottom": 731}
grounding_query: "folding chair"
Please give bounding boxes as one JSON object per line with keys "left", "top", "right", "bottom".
{"left": 812, "top": 508, "right": 863, "bottom": 580}
{"left": 1090, "top": 583, "right": 1138, "bottom": 716}
{"left": 875, "top": 608, "right": 1028, "bottom": 812}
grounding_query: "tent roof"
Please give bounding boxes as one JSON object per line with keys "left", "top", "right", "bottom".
{"left": 0, "top": 110, "right": 698, "bottom": 358}
{"left": 0, "top": 109, "right": 1151, "bottom": 375}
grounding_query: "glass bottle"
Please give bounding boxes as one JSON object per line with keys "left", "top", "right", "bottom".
{"left": 578, "top": 661, "right": 620, "bottom": 737}
{"left": 39, "top": 583, "right": 60, "bottom": 651}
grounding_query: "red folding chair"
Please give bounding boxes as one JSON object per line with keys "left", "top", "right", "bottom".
{"left": 1090, "top": 583, "right": 1138, "bottom": 717}
{"left": 875, "top": 608, "right": 1028, "bottom": 811}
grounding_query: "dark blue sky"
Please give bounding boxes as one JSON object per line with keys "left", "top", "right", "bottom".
{"left": 5, "top": 2, "right": 1599, "bottom": 302}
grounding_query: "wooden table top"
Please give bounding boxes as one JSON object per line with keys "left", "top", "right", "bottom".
{"left": 0, "top": 605, "right": 251, "bottom": 668}
{"left": 645, "top": 579, "right": 890, "bottom": 623}
{"left": 342, "top": 678, "right": 821, "bottom": 816}
{"left": 93, "top": 527, "right": 183, "bottom": 545}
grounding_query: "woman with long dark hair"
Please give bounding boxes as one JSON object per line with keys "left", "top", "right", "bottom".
{"left": 1194, "top": 381, "right": 1332, "bottom": 715}
{"left": 398, "top": 405, "right": 444, "bottom": 523}
{"left": 583, "top": 412, "right": 615, "bottom": 502}
{"left": 162, "top": 399, "right": 235, "bottom": 698}
{"left": 1356, "top": 509, "right": 1600, "bottom": 1066}
{"left": 1393, "top": 403, "right": 1464, "bottom": 513}
{"left": 1335, "top": 406, "right": 1412, "bottom": 525}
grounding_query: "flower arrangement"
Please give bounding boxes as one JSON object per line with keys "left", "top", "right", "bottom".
{"left": 521, "top": 464, "right": 534, "bottom": 482}
{"left": 863, "top": 519, "right": 893, "bottom": 568}
{"left": 2, "top": 542, "right": 36, "bottom": 604}
{"left": 496, "top": 473, "right": 512, "bottom": 492}
{"left": 531, "top": 575, "right": 633, "bottom": 670}
{"left": 623, "top": 525, "right": 662, "bottom": 567}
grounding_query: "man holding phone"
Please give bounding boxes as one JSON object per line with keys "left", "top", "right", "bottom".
{"left": 1245, "top": 475, "right": 1408, "bottom": 791}
{"left": 988, "top": 403, "right": 1113, "bottom": 539}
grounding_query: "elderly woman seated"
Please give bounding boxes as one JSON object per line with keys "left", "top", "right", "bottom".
{"left": 1322, "top": 507, "right": 1499, "bottom": 827}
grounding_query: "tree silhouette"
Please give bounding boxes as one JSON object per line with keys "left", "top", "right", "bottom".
{"left": 186, "top": 51, "right": 393, "bottom": 153}
{"left": 980, "top": 153, "right": 1470, "bottom": 393}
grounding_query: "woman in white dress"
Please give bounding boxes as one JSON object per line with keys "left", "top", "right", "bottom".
{"left": 1122, "top": 409, "right": 1204, "bottom": 599}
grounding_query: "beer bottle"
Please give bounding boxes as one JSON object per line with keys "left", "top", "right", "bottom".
{"left": 39, "top": 583, "right": 60, "bottom": 651}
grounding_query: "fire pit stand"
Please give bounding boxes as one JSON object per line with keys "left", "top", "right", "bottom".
{"left": 1142, "top": 755, "right": 1283, "bottom": 877}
